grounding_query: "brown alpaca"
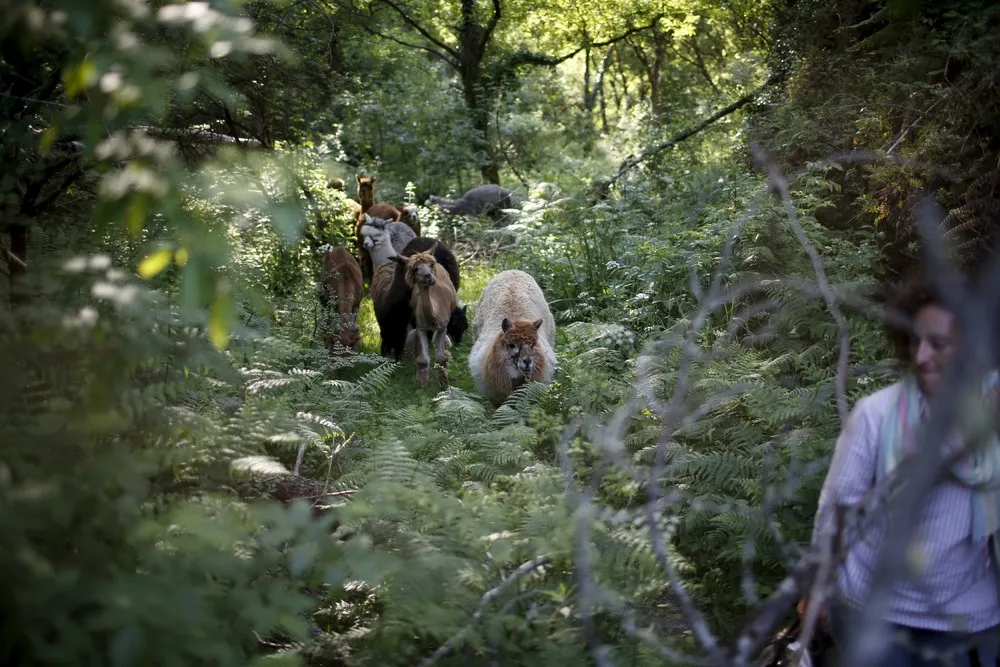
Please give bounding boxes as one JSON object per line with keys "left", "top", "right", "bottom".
{"left": 397, "top": 203, "right": 421, "bottom": 235}
{"left": 356, "top": 174, "right": 376, "bottom": 211}
{"left": 390, "top": 244, "right": 456, "bottom": 389}
{"left": 327, "top": 175, "right": 363, "bottom": 226}
{"left": 317, "top": 246, "right": 363, "bottom": 355}
{"left": 354, "top": 175, "right": 403, "bottom": 285}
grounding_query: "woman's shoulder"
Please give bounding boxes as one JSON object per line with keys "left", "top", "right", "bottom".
{"left": 850, "top": 380, "right": 904, "bottom": 422}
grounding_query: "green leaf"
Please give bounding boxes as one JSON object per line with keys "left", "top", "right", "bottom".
{"left": 126, "top": 196, "right": 147, "bottom": 237}
{"left": 178, "top": 258, "right": 201, "bottom": 321}
{"left": 137, "top": 248, "right": 173, "bottom": 279}
{"left": 208, "top": 283, "right": 233, "bottom": 351}
{"left": 39, "top": 126, "right": 58, "bottom": 155}
{"left": 63, "top": 59, "right": 97, "bottom": 98}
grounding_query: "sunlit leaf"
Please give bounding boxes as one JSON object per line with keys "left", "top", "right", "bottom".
{"left": 208, "top": 285, "right": 233, "bottom": 351}
{"left": 126, "top": 196, "right": 147, "bottom": 237}
{"left": 179, "top": 259, "right": 201, "bottom": 321}
{"left": 63, "top": 59, "right": 97, "bottom": 98}
{"left": 230, "top": 455, "right": 289, "bottom": 475}
{"left": 39, "top": 126, "right": 58, "bottom": 155}
{"left": 137, "top": 248, "right": 173, "bottom": 279}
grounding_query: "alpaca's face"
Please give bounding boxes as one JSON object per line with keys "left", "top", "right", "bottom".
{"left": 504, "top": 338, "right": 536, "bottom": 377}
{"left": 326, "top": 314, "right": 360, "bottom": 354}
{"left": 338, "top": 323, "right": 361, "bottom": 351}
{"left": 360, "top": 220, "right": 389, "bottom": 250}
{"left": 357, "top": 177, "right": 375, "bottom": 208}
{"left": 409, "top": 257, "right": 437, "bottom": 287}
{"left": 500, "top": 317, "right": 544, "bottom": 378}
{"left": 362, "top": 228, "right": 385, "bottom": 249}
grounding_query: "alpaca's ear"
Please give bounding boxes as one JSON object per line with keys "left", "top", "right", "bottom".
{"left": 501, "top": 317, "right": 511, "bottom": 334}
{"left": 390, "top": 255, "right": 406, "bottom": 266}
{"left": 363, "top": 213, "right": 372, "bottom": 224}
{"left": 356, "top": 174, "right": 362, "bottom": 184}
{"left": 428, "top": 241, "right": 439, "bottom": 254}
{"left": 532, "top": 318, "right": 543, "bottom": 330}
{"left": 461, "top": 305, "right": 468, "bottom": 315}
{"left": 370, "top": 175, "right": 376, "bottom": 184}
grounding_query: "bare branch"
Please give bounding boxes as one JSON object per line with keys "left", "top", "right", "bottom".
{"left": 754, "top": 143, "right": 852, "bottom": 423}
{"left": 418, "top": 555, "right": 552, "bottom": 667}
{"left": 559, "top": 418, "right": 617, "bottom": 667}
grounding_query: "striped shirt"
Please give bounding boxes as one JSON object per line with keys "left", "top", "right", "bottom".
{"left": 811, "top": 381, "right": 1000, "bottom": 632}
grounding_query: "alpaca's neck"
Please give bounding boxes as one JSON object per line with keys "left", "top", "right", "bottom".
{"left": 412, "top": 285, "right": 441, "bottom": 329}
{"left": 369, "top": 242, "right": 397, "bottom": 266}
{"left": 430, "top": 195, "right": 459, "bottom": 210}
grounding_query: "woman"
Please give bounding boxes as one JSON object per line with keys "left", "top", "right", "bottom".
{"left": 802, "top": 274, "right": 1000, "bottom": 666}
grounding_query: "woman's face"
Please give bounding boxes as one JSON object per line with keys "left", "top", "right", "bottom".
{"left": 909, "top": 303, "right": 959, "bottom": 397}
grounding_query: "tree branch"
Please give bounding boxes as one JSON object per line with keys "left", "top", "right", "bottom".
{"left": 501, "top": 16, "right": 663, "bottom": 70}
{"left": 606, "top": 71, "right": 784, "bottom": 187}
{"left": 360, "top": 22, "right": 458, "bottom": 68}
{"left": 480, "top": 0, "right": 502, "bottom": 56}
{"left": 688, "top": 38, "right": 721, "bottom": 95}
{"left": 418, "top": 555, "right": 552, "bottom": 667}
{"left": 376, "top": 0, "right": 460, "bottom": 61}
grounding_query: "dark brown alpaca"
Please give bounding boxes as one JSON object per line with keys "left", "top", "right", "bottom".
{"left": 317, "top": 246, "right": 363, "bottom": 355}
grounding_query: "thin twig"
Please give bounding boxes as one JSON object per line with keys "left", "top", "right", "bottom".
{"left": 418, "top": 555, "right": 553, "bottom": 667}
{"left": 755, "top": 143, "right": 852, "bottom": 425}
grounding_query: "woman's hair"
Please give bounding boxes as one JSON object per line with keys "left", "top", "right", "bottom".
{"left": 882, "top": 272, "right": 956, "bottom": 363}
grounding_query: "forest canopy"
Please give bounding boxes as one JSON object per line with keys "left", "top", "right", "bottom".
{"left": 2, "top": 0, "right": 1000, "bottom": 666}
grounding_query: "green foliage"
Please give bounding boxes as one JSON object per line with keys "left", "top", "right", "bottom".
{"left": 5, "top": 0, "right": 997, "bottom": 665}
{"left": 0, "top": 253, "right": 351, "bottom": 666}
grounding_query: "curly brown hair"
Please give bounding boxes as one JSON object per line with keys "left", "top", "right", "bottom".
{"left": 882, "top": 271, "right": 966, "bottom": 364}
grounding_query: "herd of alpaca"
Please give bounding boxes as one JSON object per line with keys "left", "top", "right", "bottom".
{"left": 318, "top": 174, "right": 554, "bottom": 405}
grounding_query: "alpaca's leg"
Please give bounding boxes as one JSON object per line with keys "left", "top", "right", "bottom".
{"left": 404, "top": 328, "right": 417, "bottom": 357}
{"left": 432, "top": 329, "right": 451, "bottom": 391}
{"left": 415, "top": 329, "right": 430, "bottom": 387}
{"left": 432, "top": 329, "right": 451, "bottom": 366}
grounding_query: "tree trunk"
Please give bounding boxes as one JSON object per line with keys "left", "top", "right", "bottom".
{"left": 460, "top": 73, "right": 501, "bottom": 185}
{"left": 649, "top": 28, "right": 665, "bottom": 118}
{"left": 458, "top": 11, "right": 501, "bottom": 186}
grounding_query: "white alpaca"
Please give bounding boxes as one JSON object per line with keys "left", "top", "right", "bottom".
{"left": 360, "top": 214, "right": 417, "bottom": 267}
{"left": 468, "top": 269, "right": 557, "bottom": 407}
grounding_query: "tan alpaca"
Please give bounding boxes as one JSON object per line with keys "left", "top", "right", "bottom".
{"left": 390, "top": 244, "right": 457, "bottom": 389}
{"left": 468, "top": 269, "right": 556, "bottom": 407}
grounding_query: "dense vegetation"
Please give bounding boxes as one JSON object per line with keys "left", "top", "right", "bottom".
{"left": 3, "top": 0, "right": 999, "bottom": 665}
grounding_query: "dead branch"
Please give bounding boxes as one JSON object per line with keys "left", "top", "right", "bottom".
{"left": 754, "top": 143, "right": 852, "bottom": 423}
{"left": 418, "top": 554, "right": 553, "bottom": 667}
